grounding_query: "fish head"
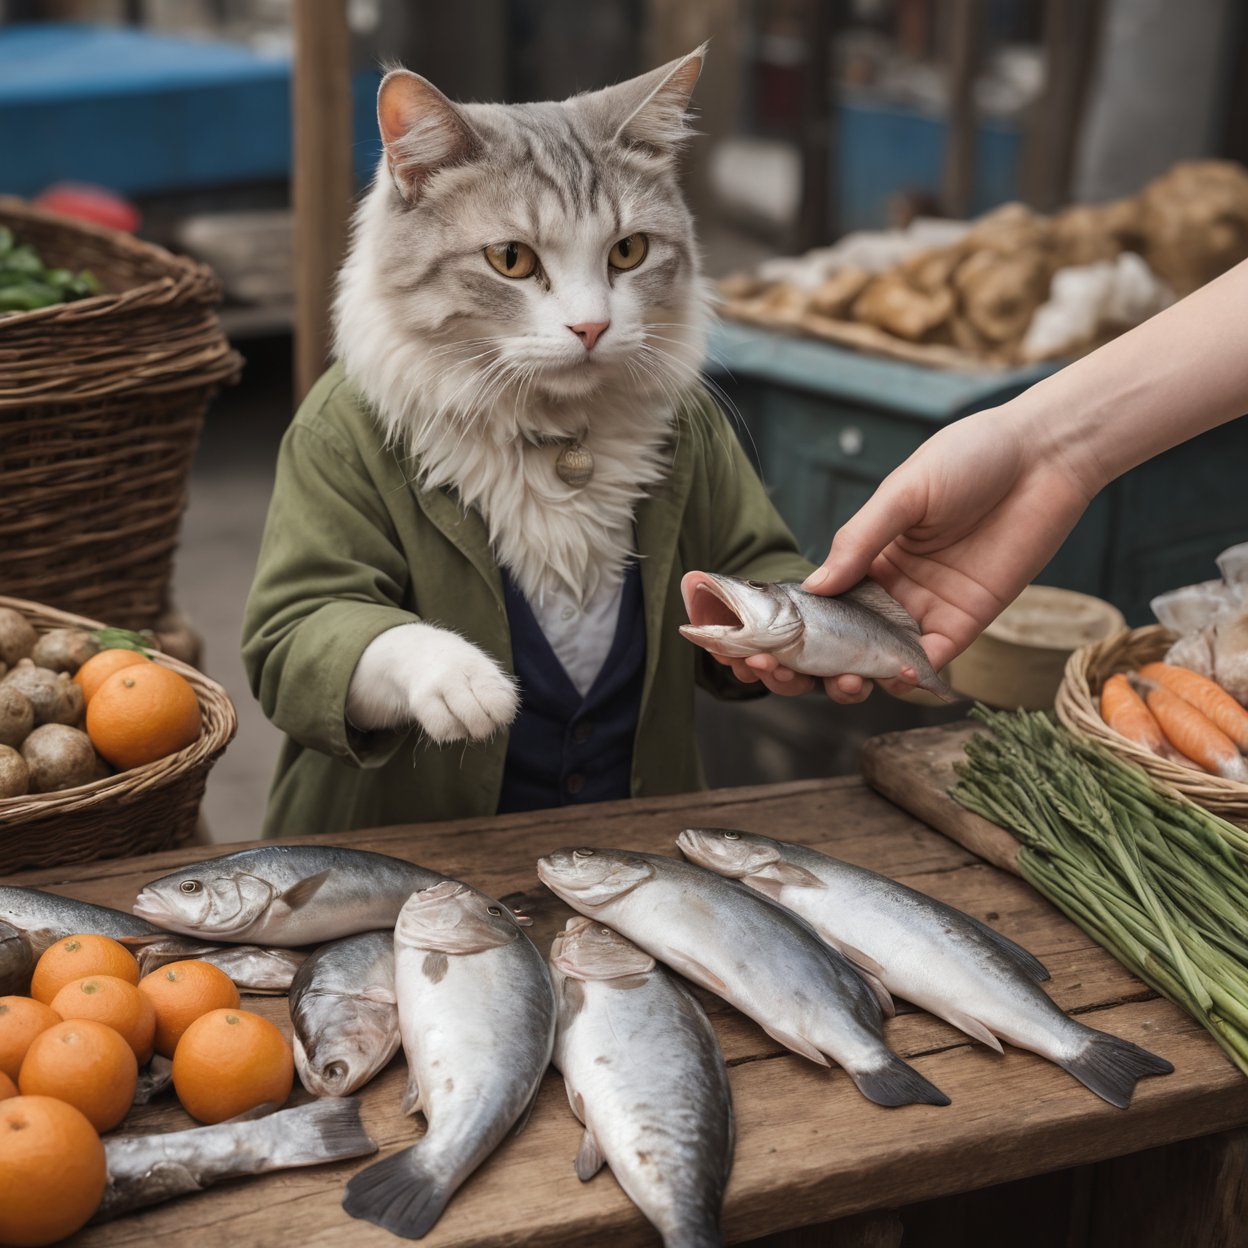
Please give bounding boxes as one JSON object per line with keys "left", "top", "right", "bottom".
{"left": 0, "top": 920, "right": 33, "bottom": 996}
{"left": 550, "top": 916, "right": 656, "bottom": 982}
{"left": 395, "top": 880, "right": 522, "bottom": 954}
{"left": 537, "top": 847, "right": 656, "bottom": 909}
{"left": 133, "top": 865, "right": 277, "bottom": 940}
{"left": 678, "top": 572, "right": 804, "bottom": 659}
{"left": 677, "top": 827, "right": 785, "bottom": 878}
{"left": 293, "top": 994, "right": 396, "bottom": 1097}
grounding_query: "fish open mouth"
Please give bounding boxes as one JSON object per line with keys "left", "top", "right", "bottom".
{"left": 684, "top": 581, "right": 745, "bottom": 632}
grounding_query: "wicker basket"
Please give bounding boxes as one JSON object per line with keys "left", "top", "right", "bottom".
{"left": 0, "top": 596, "right": 237, "bottom": 872}
{"left": 0, "top": 198, "right": 243, "bottom": 630}
{"left": 1055, "top": 623, "right": 1248, "bottom": 826}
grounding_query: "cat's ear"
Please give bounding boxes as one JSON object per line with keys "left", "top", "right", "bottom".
{"left": 377, "top": 69, "right": 482, "bottom": 202}
{"left": 587, "top": 44, "right": 706, "bottom": 159}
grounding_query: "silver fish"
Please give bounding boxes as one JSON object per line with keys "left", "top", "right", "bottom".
{"left": 0, "top": 919, "right": 33, "bottom": 996}
{"left": 291, "top": 930, "right": 399, "bottom": 1097}
{"left": 134, "top": 845, "right": 443, "bottom": 946}
{"left": 679, "top": 572, "right": 956, "bottom": 700}
{"left": 678, "top": 828, "right": 1174, "bottom": 1109}
{"left": 342, "top": 880, "right": 556, "bottom": 1239}
{"left": 95, "top": 1099, "right": 377, "bottom": 1221}
{"left": 551, "top": 917, "right": 733, "bottom": 1248}
{"left": 132, "top": 1055, "right": 175, "bottom": 1106}
{"left": 0, "top": 885, "right": 305, "bottom": 994}
{"left": 537, "top": 848, "right": 948, "bottom": 1108}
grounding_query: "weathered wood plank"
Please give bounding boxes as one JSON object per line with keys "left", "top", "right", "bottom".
{"left": 861, "top": 722, "right": 1023, "bottom": 874}
{"left": 23, "top": 776, "right": 1245, "bottom": 1248}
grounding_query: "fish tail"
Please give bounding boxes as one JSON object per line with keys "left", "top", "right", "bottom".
{"left": 919, "top": 670, "right": 959, "bottom": 703}
{"left": 1058, "top": 1028, "right": 1174, "bottom": 1109}
{"left": 342, "top": 1145, "right": 454, "bottom": 1239}
{"left": 849, "top": 1054, "right": 951, "bottom": 1107}
{"left": 266, "top": 1098, "right": 378, "bottom": 1167}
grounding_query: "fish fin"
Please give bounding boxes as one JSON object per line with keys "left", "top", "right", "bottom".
{"left": 603, "top": 973, "right": 651, "bottom": 990}
{"left": 840, "top": 956, "right": 895, "bottom": 1018}
{"left": 743, "top": 875, "right": 785, "bottom": 902}
{"left": 763, "top": 1025, "right": 830, "bottom": 1066}
{"left": 843, "top": 579, "right": 922, "bottom": 637}
{"left": 400, "top": 1077, "right": 422, "bottom": 1117}
{"left": 575, "top": 1128, "right": 605, "bottom": 1181}
{"left": 1057, "top": 1028, "right": 1174, "bottom": 1109}
{"left": 511, "top": 1079, "right": 543, "bottom": 1139}
{"left": 937, "top": 1008, "right": 1004, "bottom": 1054}
{"left": 268, "top": 1098, "right": 377, "bottom": 1166}
{"left": 342, "top": 1145, "right": 452, "bottom": 1239}
{"left": 766, "top": 862, "right": 824, "bottom": 889}
{"left": 919, "top": 671, "right": 960, "bottom": 704}
{"left": 662, "top": 951, "right": 730, "bottom": 996}
{"left": 568, "top": 1088, "right": 586, "bottom": 1123}
{"left": 960, "top": 915, "right": 1050, "bottom": 983}
{"left": 279, "top": 870, "right": 335, "bottom": 911}
{"left": 849, "top": 1055, "right": 951, "bottom": 1107}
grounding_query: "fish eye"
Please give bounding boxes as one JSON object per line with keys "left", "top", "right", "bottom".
{"left": 484, "top": 241, "right": 538, "bottom": 279}
{"left": 747, "top": 580, "right": 769, "bottom": 590}
{"left": 724, "top": 831, "right": 739, "bottom": 840}
{"left": 179, "top": 880, "right": 201, "bottom": 894}
{"left": 486, "top": 905, "right": 502, "bottom": 916}
{"left": 573, "top": 848, "right": 595, "bottom": 858}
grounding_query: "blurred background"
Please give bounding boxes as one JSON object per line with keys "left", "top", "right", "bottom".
{"left": 3, "top": 0, "right": 1247, "bottom": 843}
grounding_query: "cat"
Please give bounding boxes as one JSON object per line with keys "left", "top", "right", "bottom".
{"left": 337, "top": 46, "right": 711, "bottom": 744}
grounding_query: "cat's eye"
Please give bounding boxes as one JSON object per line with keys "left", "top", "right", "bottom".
{"left": 608, "top": 233, "right": 648, "bottom": 272}
{"left": 484, "top": 241, "right": 538, "bottom": 279}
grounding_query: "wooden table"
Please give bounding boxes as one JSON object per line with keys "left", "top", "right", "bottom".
{"left": 14, "top": 777, "right": 1248, "bottom": 1247}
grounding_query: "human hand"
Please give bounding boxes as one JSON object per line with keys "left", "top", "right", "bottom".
{"left": 781, "top": 400, "right": 1100, "bottom": 702}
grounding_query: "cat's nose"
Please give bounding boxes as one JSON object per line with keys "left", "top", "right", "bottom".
{"left": 568, "top": 321, "right": 609, "bottom": 351}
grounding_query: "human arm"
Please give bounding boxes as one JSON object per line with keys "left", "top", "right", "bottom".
{"left": 767, "top": 256, "right": 1248, "bottom": 703}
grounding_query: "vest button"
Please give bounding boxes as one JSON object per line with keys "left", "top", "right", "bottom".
{"left": 565, "top": 773, "right": 585, "bottom": 795}
{"left": 572, "top": 720, "right": 593, "bottom": 745}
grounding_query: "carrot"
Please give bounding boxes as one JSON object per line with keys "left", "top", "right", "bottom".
{"left": 1138, "top": 662, "right": 1248, "bottom": 753}
{"left": 1144, "top": 683, "right": 1248, "bottom": 781}
{"left": 1100, "top": 673, "right": 1167, "bottom": 754}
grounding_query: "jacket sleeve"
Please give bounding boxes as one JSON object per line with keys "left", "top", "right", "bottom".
{"left": 241, "top": 398, "right": 418, "bottom": 767}
{"left": 690, "top": 396, "right": 816, "bottom": 698}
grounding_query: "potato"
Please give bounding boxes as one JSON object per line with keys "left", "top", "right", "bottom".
{"left": 0, "top": 608, "right": 36, "bottom": 667}
{"left": 0, "top": 744, "right": 29, "bottom": 798}
{"left": 0, "top": 685, "right": 34, "bottom": 748}
{"left": 1, "top": 659, "right": 84, "bottom": 727}
{"left": 30, "top": 628, "right": 100, "bottom": 674}
{"left": 20, "top": 723, "right": 99, "bottom": 793}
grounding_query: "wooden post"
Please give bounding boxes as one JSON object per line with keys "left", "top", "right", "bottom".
{"left": 293, "top": 0, "right": 355, "bottom": 404}
{"left": 941, "top": 0, "right": 980, "bottom": 220}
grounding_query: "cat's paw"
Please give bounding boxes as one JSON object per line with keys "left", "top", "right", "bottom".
{"left": 347, "top": 621, "right": 519, "bottom": 743}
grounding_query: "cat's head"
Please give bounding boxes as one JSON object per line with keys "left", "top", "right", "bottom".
{"left": 336, "top": 47, "right": 710, "bottom": 446}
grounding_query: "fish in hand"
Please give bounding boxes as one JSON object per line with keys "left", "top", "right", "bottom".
{"left": 551, "top": 916, "right": 734, "bottom": 1248}
{"left": 538, "top": 847, "right": 949, "bottom": 1108}
{"left": 677, "top": 828, "right": 1174, "bottom": 1109}
{"left": 679, "top": 572, "right": 956, "bottom": 700}
{"left": 133, "top": 845, "right": 443, "bottom": 946}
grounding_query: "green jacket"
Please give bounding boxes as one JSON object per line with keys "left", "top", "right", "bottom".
{"left": 242, "top": 363, "right": 813, "bottom": 838}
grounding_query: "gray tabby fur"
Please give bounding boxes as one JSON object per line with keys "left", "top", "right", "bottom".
{"left": 334, "top": 47, "right": 711, "bottom": 606}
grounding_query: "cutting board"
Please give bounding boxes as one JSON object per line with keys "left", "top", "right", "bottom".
{"left": 860, "top": 721, "right": 1023, "bottom": 876}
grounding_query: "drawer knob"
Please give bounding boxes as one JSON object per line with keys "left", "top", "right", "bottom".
{"left": 838, "top": 426, "right": 864, "bottom": 456}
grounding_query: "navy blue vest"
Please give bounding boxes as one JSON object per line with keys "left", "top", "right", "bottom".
{"left": 498, "top": 563, "right": 645, "bottom": 814}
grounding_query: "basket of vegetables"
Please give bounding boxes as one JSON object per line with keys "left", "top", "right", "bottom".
{"left": 0, "top": 198, "right": 242, "bottom": 630}
{"left": 0, "top": 595, "right": 236, "bottom": 872}
{"left": 1055, "top": 624, "right": 1248, "bottom": 826}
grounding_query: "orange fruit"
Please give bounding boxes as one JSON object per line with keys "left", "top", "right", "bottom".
{"left": 50, "top": 975, "right": 156, "bottom": 1064}
{"left": 0, "top": 1095, "right": 107, "bottom": 1247}
{"left": 138, "top": 959, "right": 240, "bottom": 1058}
{"left": 172, "top": 1008, "right": 293, "bottom": 1124}
{"left": 30, "top": 933, "right": 139, "bottom": 1005}
{"left": 72, "top": 648, "right": 149, "bottom": 704}
{"left": 19, "top": 1018, "right": 137, "bottom": 1132}
{"left": 0, "top": 1070, "right": 16, "bottom": 1100}
{"left": 0, "top": 997, "right": 62, "bottom": 1081}
{"left": 86, "top": 662, "right": 202, "bottom": 770}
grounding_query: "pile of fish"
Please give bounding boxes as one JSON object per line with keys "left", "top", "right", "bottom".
{"left": 1, "top": 833, "right": 1174, "bottom": 1245}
